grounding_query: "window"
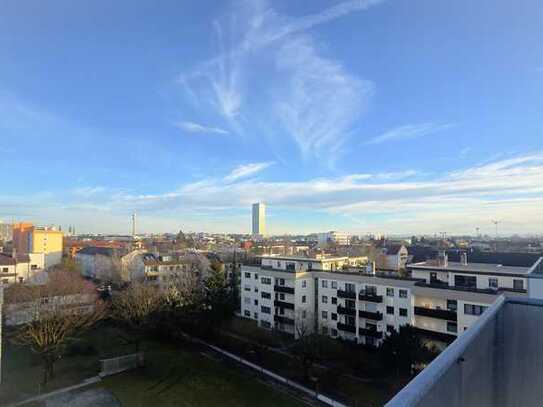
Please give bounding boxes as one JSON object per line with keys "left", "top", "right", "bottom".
{"left": 345, "top": 283, "right": 355, "bottom": 293}
{"left": 302, "top": 280, "right": 307, "bottom": 288}
{"left": 244, "top": 285, "right": 251, "bottom": 291}
{"left": 386, "top": 324, "right": 394, "bottom": 333}
{"left": 255, "top": 274, "right": 258, "bottom": 280}
{"left": 279, "top": 293, "right": 285, "bottom": 300}
{"left": 321, "top": 311, "right": 328, "bottom": 319}
{"left": 399, "top": 308, "right": 408, "bottom": 317}
{"left": 302, "top": 310, "right": 307, "bottom": 319}
{"left": 447, "top": 299, "right": 458, "bottom": 312}
{"left": 244, "top": 272, "right": 251, "bottom": 278}
{"left": 331, "top": 281, "right": 337, "bottom": 289}
{"left": 278, "top": 278, "right": 285, "bottom": 286}
{"left": 254, "top": 287, "right": 259, "bottom": 292}
{"left": 331, "top": 297, "right": 337, "bottom": 305}
{"left": 386, "top": 288, "right": 394, "bottom": 297}
{"left": 254, "top": 313, "right": 258, "bottom": 319}
{"left": 2, "top": 267, "right": 9, "bottom": 273}
{"left": 261, "top": 306, "right": 271, "bottom": 314}
{"left": 331, "top": 328, "right": 338, "bottom": 337}
{"left": 399, "top": 289, "right": 408, "bottom": 298}
{"left": 489, "top": 277, "right": 498, "bottom": 288}
{"left": 261, "top": 292, "right": 271, "bottom": 299}
{"left": 254, "top": 299, "right": 258, "bottom": 306}
{"left": 464, "top": 304, "right": 488, "bottom": 316}
{"left": 321, "top": 326, "right": 328, "bottom": 335}
{"left": 513, "top": 279, "right": 524, "bottom": 290}
{"left": 365, "top": 285, "right": 377, "bottom": 295}
{"left": 302, "top": 295, "right": 307, "bottom": 303}
{"left": 244, "top": 310, "right": 251, "bottom": 317}
{"left": 331, "top": 313, "right": 338, "bottom": 321}
{"left": 277, "top": 261, "right": 281, "bottom": 268}
{"left": 322, "top": 295, "right": 328, "bottom": 303}
{"left": 322, "top": 280, "right": 328, "bottom": 288}
{"left": 447, "top": 322, "right": 458, "bottom": 333}
{"left": 454, "top": 275, "right": 477, "bottom": 289}
{"left": 261, "top": 277, "right": 272, "bottom": 285}
{"left": 261, "top": 321, "right": 271, "bottom": 328}
{"left": 386, "top": 306, "right": 394, "bottom": 315}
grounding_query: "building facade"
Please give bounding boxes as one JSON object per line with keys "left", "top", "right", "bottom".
{"left": 12, "top": 223, "right": 63, "bottom": 268}
{"left": 241, "top": 254, "right": 543, "bottom": 346}
{"left": 252, "top": 203, "right": 266, "bottom": 237}
{"left": 317, "top": 231, "right": 351, "bottom": 247}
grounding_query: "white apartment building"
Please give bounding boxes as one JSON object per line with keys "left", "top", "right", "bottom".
{"left": 317, "top": 231, "right": 351, "bottom": 247}
{"left": 252, "top": 203, "right": 266, "bottom": 238}
{"left": 241, "top": 254, "right": 543, "bottom": 346}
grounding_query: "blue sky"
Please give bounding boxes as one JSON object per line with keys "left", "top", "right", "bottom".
{"left": 1, "top": 0, "right": 542, "bottom": 235}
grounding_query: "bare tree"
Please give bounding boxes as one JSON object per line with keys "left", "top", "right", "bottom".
{"left": 292, "top": 309, "right": 321, "bottom": 380}
{"left": 162, "top": 269, "right": 203, "bottom": 311}
{"left": 7, "top": 271, "right": 106, "bottom": 386}
{"left": 111, "top": 283, "right": 162, "bottom": 352}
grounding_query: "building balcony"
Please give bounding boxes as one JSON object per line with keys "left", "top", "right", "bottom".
{"left": 337, "top": 322, "right": 357, "bottom": 334}
{"left": 414, "top": 306, "right": 457, "bottom": 321}
{"left": 358, "top": 292, "right": 383, "bottom": 303}
{"left": 274, "top": 285, "right": 295, "bottom": 294}
{"left": 387, "top": 297, "right": 543, "bottom": 407}
{"left": 274, "top": 300, "right": 294, "bottom": 310}
{"left": 337, "top": 305, "right": 356, "bottom": 316}
{"left": 337, "top": 290, "right": 356, "bottom": 299}
{"left": 274, "top": 315, "right": 294, "bottom": 325}
{"left": 358, "top": 328, "right": 383, "bottom": 339}
{"left": 358, "top": 310, "right": 383, "bottom": 321}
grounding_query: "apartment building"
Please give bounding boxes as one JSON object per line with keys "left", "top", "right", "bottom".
{"left": 0, "top": 252, "right": 44, "bottom": 284}
{"left": 143, "top": 254, "right": 193, "bottom": 285}
{"left": 13, "top": 223, "right": 63, "bottom": 268}
{"left": 241, "top": 253, "right": 543, "bottom": 346}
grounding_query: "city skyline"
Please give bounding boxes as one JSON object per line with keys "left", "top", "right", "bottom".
{"left": 1, "top": 0, "right": 542, "bottom": 235}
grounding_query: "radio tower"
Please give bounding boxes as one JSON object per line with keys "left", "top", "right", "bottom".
{"left": 491, "top": 220, "right": 500, "bottom": 238}
{"left": 131, "top": 212, "right": 137, "bottom": 237}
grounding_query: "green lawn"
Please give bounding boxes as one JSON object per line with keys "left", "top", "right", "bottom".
{"left": 0, "top": 324, "right": 306, "bottom": 407}
{"left": 99, "top": 341, "right": 306, "bottom": 407}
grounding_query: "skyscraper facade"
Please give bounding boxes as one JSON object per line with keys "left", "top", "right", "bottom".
{"left": 252, "top": 203, "right": 266, "bottom": 237}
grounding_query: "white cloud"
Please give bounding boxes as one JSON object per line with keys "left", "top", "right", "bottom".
{"left": 366, "top": 122, "right": 455, "bottom": 145}
{"left": 175, "top": 121, "right": 229, "bottom": 135}
{"left": 72, "top": 186, "right": 106, "bottom": 197}
{"left": 224, "top": 162, "right": 274, "bottom": 182}
{"left": 177, "top": 0, "right": 381, "bottom": 164}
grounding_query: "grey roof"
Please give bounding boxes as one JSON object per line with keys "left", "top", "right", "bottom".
{"left": 408, "top": 261, "right": 531, "bottom": 276}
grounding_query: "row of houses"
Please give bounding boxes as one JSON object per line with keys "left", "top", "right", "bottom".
{"left": 241, "top": 253, "right": 543, "bottom": 347}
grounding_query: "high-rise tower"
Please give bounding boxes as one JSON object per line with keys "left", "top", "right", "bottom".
{"left": 252, "top": 203, "right": 266, "bottom": 237}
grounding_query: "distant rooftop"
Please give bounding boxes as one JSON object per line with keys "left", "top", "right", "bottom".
{"left": 259, "top": 255, "right": 358, "bottom": 262}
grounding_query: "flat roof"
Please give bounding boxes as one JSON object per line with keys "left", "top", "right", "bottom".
{"left": 259, "top": 255, "right": 357, "bottom": 262}
{"left": 409, "top": 261, "right": 531, "bottom": 276}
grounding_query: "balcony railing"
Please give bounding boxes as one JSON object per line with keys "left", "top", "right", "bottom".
{"left": 274, "top": 285, "right": 295, "bottom": 294}
{"left": 337, "top": 322, "right": 357, "bottom": 334}
{"left": 358, "top": 328, "right": 383, "bottom": 339}
{"left": 414, "top": 306, "right": 457, "bottom": 321}
{"left": 274, "top": 300, "right": 294, "bottom": 310}
{"left": 359, "top": 292, "right": 383, "bottom": 303}
{"left": 358, "top": 310, "right": 383, "bottom": 321}
{"left": 274, "top": 315, "right": 294, "bottom": 325}
{"left": 337, "top": 290, "right": 356, "bottom": 299}
{"left": 337, "top": 305, "right": 356, "bottom": 316}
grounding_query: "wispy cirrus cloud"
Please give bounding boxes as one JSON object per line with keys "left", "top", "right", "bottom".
{"left": 175, "top": 121, "right": 229, "bottom": 135}
{"left": 178, "top": 0, "right": 382, "bottom": 165}
{"left": 365, "top": 122, "right": 456, "bottom": 145}
{"left": 224, "top": 161, "right": 274, "bottom": 182}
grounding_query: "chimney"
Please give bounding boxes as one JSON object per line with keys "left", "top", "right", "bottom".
{"left": 437, "top": 251, "right": 448, "bottom": 267}
{"left": 460, "top": 252, "right": 468, "bottom": 266}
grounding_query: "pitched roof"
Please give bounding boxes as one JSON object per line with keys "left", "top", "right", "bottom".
{"left": 76, "top": 246, "right": 117, "bottom": 257}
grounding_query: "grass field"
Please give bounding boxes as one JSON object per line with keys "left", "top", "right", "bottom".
{"left": 0, "top": 324, "right": 306, "bottom": 407}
